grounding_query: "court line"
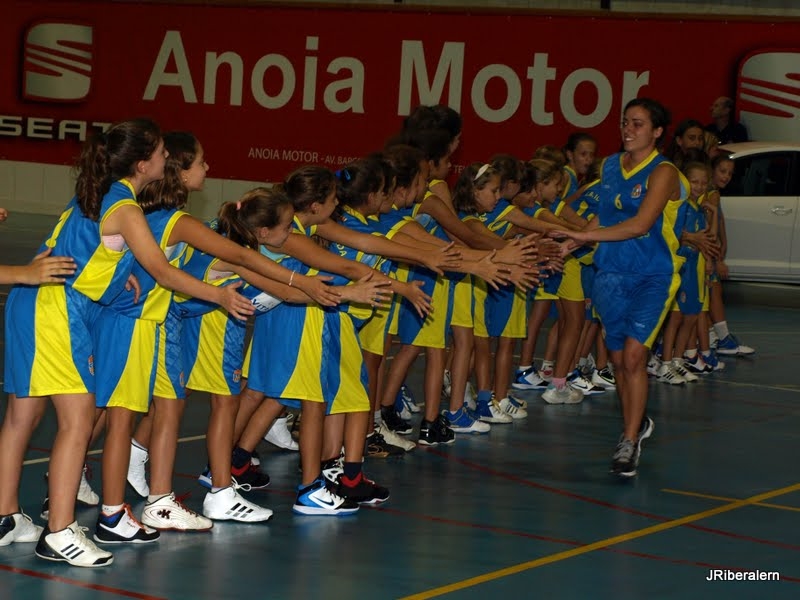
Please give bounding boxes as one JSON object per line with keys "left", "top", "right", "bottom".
{"left": 663, "top": 487, "right": 800, "bottom": 513}
{"left": 400, "top": 481, "right": 800, "bottom": 599}
{"left": 0, "top": 563, "right": 169, "bottom": 600}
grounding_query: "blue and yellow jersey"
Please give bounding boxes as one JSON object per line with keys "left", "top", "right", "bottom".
{"left": 475, "top": 198, "right": 516, "bottom": 238}
{"left": 41, "top": 179, "right": 139, "bottom": 303}
{"left": 109, "top": 208, "right": 188, "bottom": 321}
{"left": 675, "top": 193, "right": 708, "bottom": 259}
{"left": 327, "top": 206, "right": 390, "bottom": 287}
{"left": 571, "top": 179, "right": 601, "bottom": 221}
{"left": 561, "top": 165, "right": 579, "bottom": 199}
{"left": 594, "top": 150, "right": 687, "bottom": 276}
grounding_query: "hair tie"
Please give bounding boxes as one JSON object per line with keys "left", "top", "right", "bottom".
{"left": 236, "top": 201, "right": 242, "bottom": 211}
{"left": 335, "top": 169, "right": 351, "bottom": 182}
{"left": 473, "top": 163, "right": 491, "bottom": 181}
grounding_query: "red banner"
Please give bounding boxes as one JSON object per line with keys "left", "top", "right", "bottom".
{"left": 2, "top": 1, "right": 799, "bottom": 181}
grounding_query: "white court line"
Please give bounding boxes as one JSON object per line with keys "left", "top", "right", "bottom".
{"left": 711, "top": 379, "right": 800, "bottom": 393}
{"left": 23, "top": 434, "right": 207, "bottom": 466}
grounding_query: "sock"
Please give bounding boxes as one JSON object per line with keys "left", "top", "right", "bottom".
{"left": 131, "top": 439, "right": 148, "bottom": 453}
{"left": 373, "top": 410, "right": 382, "bottom": 427}
{"left": 231, "top": 446, "right": 251, "bottom": 471}
{"left": 343, "top": 461, "right": 361, "bottom": 480}
{"left": 211, "top": 486, "right": 225, "bottom": 493}
{"left": 714, "top": 321, "right": 730, "bottom": 339}
{"left": 685, "top": 348, "right": 698, "bottom": 359}
{"left": 147, "top": 492, "right": 170, "bottom": 504}
{"left": 340, "top": 471, "right": 364, "bottom": 487}
{"left": 518, "top": 364, "right": 532, "bottom": 372}
{"left": 552, "top": 377, "right": 567, "bottom": 390}
{"left": 102, "top": 503, "right": 124, "bottom": 516}
{"left": 701, "top": 350, "right": 712, "bottom": 358}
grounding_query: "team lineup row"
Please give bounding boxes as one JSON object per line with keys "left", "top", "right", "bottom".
{"left": 0, "top": 98, "right": 751, "bottom": 568}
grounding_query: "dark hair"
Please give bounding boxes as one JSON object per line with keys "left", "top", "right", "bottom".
{"left": 527, "top": 159, "right": 562, "bottom": 191}
{"left": 682, "top": 161, "right": 711, "bottom": 180}
{"left": 532, "top": 145, "right": 567, "bottom": 170}
{"left": 403, "top": 104, "right": 462, "bottom": 140}
{"left": 490, "top": 154, "right": 523, "bottom": 191}
{"left": 75, "top": 118, "right": 161, "bottom": 221}
{"left": 624, "top": 98, "right": 671, "bottom": 146}
{"left": 382, "top": 144, "right": 423, "bottom": 190}
{"left": 336, "top": 157, "right": 384, "bottom": 209}
{"left": 216, "top": 187, "right": 292, "bottom": 249}
{"left": 452, "top": 162, "right": 496, "bottom": 213}
{"left": 711, "top": 153, "right": 734, "bottom": 172}
{"left": 283, "top": 166, "right": 335, "bottom": 213}
{"left": 138, "top": 131, "right": 198, "bottom": 214}
{"left": 563, "top": 132, "right": 596, "bottom": 155}
{"left": 666, "top": 119, "right": 706, "bottom": 164}
{"left": 398, "top": 127, "right": 451, "bottom": 165}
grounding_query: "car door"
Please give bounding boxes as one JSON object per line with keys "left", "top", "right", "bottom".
{"left": 721, "top": 151, "right": 799, "bottom": 282}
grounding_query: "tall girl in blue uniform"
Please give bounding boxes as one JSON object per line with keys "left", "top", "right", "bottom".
{"left": 555, "top": 98, "right": 687, "bottom": 477}
{"left": 0, "top": 119, "right": 253, "bottom": 566}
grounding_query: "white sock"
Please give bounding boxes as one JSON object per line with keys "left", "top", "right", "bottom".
{"left": 701, "top": 350, "right": 712, "bottom": 358}
{"left": 713, "top": 321, "right": 730, "bottom": 339}
{"left": 518, "top": 364, "right": 532, "bottom": 371}
{"left": 102, "top": 503, "right": 124, "bottom": 515}
{"left": 131, "top": 439, "right": 148, "bottom": 453}
{"left": 685, "top": 348, "right": 698, "bottom": 359}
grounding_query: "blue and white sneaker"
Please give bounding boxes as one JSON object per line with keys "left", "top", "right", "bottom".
{"left": 511, "top": 366, "right": 549, "bottom": 390}
{"left": 198, "top": 466, "right": 212, "bottom": 489}
{"left": 444, "top": 407, "right": 490, "bottom": 433}
{"left": 292, "top": 478, "right": 359, "bottom": 516}
{"left": 702, "top": 350, "right": 725, "bottom": 371}
{"left": 716, "top": 334, "right": 755, "bottom": 356}
{"left": 567, "top": 369, "right": 606, "bottom": 395}
{"left": 683, "top": 353, "right": 712, "bottom": 374}
{"left": 395, "top": 384, "right": 420, "bottom": 420}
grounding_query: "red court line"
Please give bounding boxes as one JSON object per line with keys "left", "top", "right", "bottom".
{"left": 423, "top": 448, "right": 800, "bottom": 551}
{"left": 0, "top": 563, "right": 169, "bottom": 599}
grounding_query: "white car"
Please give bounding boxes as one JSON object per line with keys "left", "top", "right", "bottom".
{"left": 718, "top": 142, "right": 800, "bottom": 284}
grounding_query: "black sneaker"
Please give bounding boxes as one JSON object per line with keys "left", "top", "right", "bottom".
{"left": 610, "top": 438, "right": 638, "bottom": 478}
{"left": 336, "top": 472, "right": 390, "bottom": 505}
{"left": 40, "top": 496, "right": 49, "bottom": 521}
{"left": 232, "top": 463, "right": 271, "bottom": 490}
{"left": 94, "top": 505, "right": 160, "bottom": 544}
{"left": 381, "top": 405, "right": 412, "bottom": 435}
{"left": 321, "top": 457, "right": 343, "bottom": 485}
{"left": 365, "top": 431, "right": 405, "bottom": 458}
{"left": 638, "top": 416, "right": 655, "bottom": 456}
{"left": 418, "top": 415, "right": 456, "bottom": 446}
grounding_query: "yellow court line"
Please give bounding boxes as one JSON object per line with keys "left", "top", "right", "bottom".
{"left": 663, "top": 487, "right": 800, "bottom": 513}
{"left": 401, "top": 482, "right": 800, "bottom": 600}
{"left": 21, "top": 434, "right": 207, "bottom": 466}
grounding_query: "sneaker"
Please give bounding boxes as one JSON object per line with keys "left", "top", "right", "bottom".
{"left": 418, "top": 415, "right": 456, "bottom": 446}
{"left": 380, "top": 405, "right": 412, "bottom": 435}
{"left": 498, "top": 396, "right": 528, "bottom": 419}
{"left": 141, "top": 492, "right": 213, "bottom": 532}
{"left": 375, "top": 423, "right": 416, "bottom": 452}
{"left": 203, "top": 485, "right": 273, "bottom": 522}
{"left": 716, "top": 334, "right": 755, "bottom": 356}
{"left": 127, "top": 443, "right": 150, "bottom": 497}
{"left": 610, "top": 438, "right": 637, "bottom": 478}
{"left": 591, "top": 366, "right": 617, "bottom": 389}
{"left": 567, "top": 370, "right": 606, "bottom": 395}
{"left": 444, "top": 406, "right": 490, "bottom": 434}
{"left": 198, "top": 466, "right": 213, "bottom": 489}
{"left": 396, "top": 384, "right": 420, "bottom": 420}
{"left": 77, "top": 464, "right": 99, "bottom": 506}
{"left": 709, "top": 327, "right": 719, "bottom": 348}
{"left": 683, "top": 353, "right": 712, "bottom": 375}
{"left": 474, "top": 398, "right": 513, "bottom": 423}
{"left": 321, "top": 456, "right": 344, "bottom": 485}
{"left": 231, "top": 463, "right": 271, "bottom": 490}
{"left": 539, "top": 363, "right": 554, "bottom": 381}
{"left": 36, "top": 521, "right": 113, "bottom": 567}
{"left": 702, "top": 350, "right": 725, "bottom": 371}
{"left": 336, "top": 472, "right": 390, "bottom": 505}
{"left": 292, "top": 477, "right": 359, "bottom": 516}
{"left": 0, "top": 512, "right": 43, "bottom": 546}
{"left": 250, "top": 451, "right": 261, "bottom": 467}
{"left": 671, "top": 358, "right": 698, "bottom": 382}
{"left": 541, "top": 383, "right": 583, "bottom": 405}
{"left": 40, "top": 497, "right": 49, "bottom": 521}
{"left": 656, "top": 361, "right": 686, "bottom": 385}
{"left": 94, "top": 505, "right": 160, "bottom": 544}
{"left": 365, "top": 430, "right": 405, "bottom": 458}
{"left": 463, "top": 382, "right": 478, "bottom": 411}
{"left": 646, "top": 354, "right": 662, "bottom": 377}
{"left": 511, "top": 366, "right": 549, "bottom": 390}
{"left": 580, "top": 353, "right": 597, "bottom": 377}
{"left": 264, "top": 415, "right": 300, "bottom": 451}
{"left": 441, "top": 370, "right": 452, "bottom": 401}
{"left": 638, "top": 416, "right": 655, "bottom": 457}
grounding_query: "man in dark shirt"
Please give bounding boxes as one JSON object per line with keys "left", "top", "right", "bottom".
{"left": 706, "top": 96, "right": 749, "bottom": 144}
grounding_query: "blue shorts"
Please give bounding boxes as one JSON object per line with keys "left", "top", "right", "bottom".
{"left": 183, "top": 308, "right": 246, "bottom": 396}
{"left": 676, "top": 255, "right": 706, "bottom": 316}
{"left": 485, "top": 283, "right": 527, "bottom": 338}
{"left": 581, "top": 264, "right": 599, "bottom": 322}
{"left": 593, "top": 271, "right": 680, "bottom": 351}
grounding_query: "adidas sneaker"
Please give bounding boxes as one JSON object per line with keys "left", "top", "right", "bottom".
{"left": 202, "top": 485, "right": 273, "bottom": 522}
{"left": 36, "top": 521, "right": 113, "bottom": 567}
{"left": 127, "top": 442, "right": 150, "bottom": 497}
{"left": 0, "top": 512, "right": 42, "bottom": 546}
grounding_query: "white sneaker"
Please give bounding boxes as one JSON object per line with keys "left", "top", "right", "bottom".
{"left": 202, "top": 486, "right": 273, "bottom": 522}
{"left": 646, "top": 354, "right": 662, "bottom": 377}
{"left": 591, "top": 367, "right": 617, "bottom": 389}
{"left": 293, "top": 477, "right": 359, "bottom": 516}
{"left": 539, "top": 363, "right": 554, "bottom": 382}
{"left": 36, "top": 521, "right": 113, "bottom": 567}
{"left": 671, "top": 358, "right": 698, "bottom": 382}
{"left": 656, "top": 362, "right": 686, "bottom": 385}
{"left": 511, "top": 366, "right": 549, "bottom": 390}
{"left": 541, "top": 383, "right": 583, "bottom": 405}
{"left": 264, "top": 415, "right": 300, "bottom": 451}
{"left": 568, "top": 372, "right": 606, "bottom": 395}
{"left": 127, "top": 443, "right": 150, "bottom": 497}
{"left": 94, "top": 505, "right": 160, "bottom": 544}
{"left": 498, "top": 397, "right": 528, "bottom": 419}
{"left": 0, "top": 512, "right": 42, "bottom": 546}
{"left": 475, "top": 399, "right": 513, "bottom": 423}
{"left": 77, "top": 465, "right": 99, "bottom": 506}
{"left": 376, "top": 423, "right": 416, "bottom": 451}
{"left": 441, "top": 370, "right": 452, "bottom": 400}
{"left": 397, "top": 384, "right": 420, "bottom": 420}
{"left": 141, "top": 492, "right": 213, "bottom": 531}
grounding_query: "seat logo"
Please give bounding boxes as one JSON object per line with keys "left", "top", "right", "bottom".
{"left": 22, "top": 22, "right": 93, "bottom": 102}
{"left": 737, "top": 50, "right": 800, "bottom": 143}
